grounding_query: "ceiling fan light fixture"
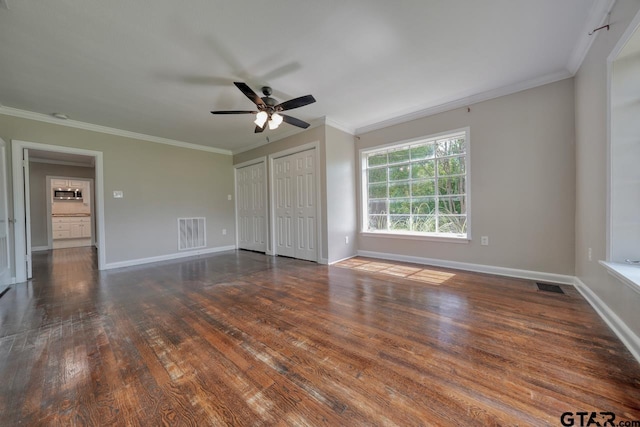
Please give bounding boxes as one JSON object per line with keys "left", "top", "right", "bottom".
{"left": 269, "top": 112, "right": 283, "bottom": 130}
{"left": 254, "top": 111, "right": 268, "bottom": 127}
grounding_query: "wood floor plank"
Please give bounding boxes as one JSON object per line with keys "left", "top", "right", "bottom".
{"left": 0, "top": 247, "right": 639, "bottom": 425}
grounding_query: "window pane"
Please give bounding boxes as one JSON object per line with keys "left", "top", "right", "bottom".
{"left": 437, "top": 156, "right": 465, "bottom": 176}
{"left": 389, "top": 165, "right": 410, "bottom": 181}
{"left": 368, "top": 183, "right": 387, "bottom": 199}
{"left": 389, "top": 182, "right": 410, "bottom": 198}
{"left": 438, "top": 215, "right": 467, "bottom": 234}
{"left": 389, "top": 215, "right": 410, "bottom": 231}
{"left": 438, "top": 197, "right": 465, "bottom": 214}
{"left": 390, "top": 199, "right": 411, "bottom": 214}
{"left": 363, "top": 132, "right": 467, "bottom": 238}
{"left": 411, "top": 180, "right": 435, "bottom": 196}
{"left": 436, "top": 137, "right": 466, "bottom": 156}
{"left": 410, "top": 144, "right": 435, "bottom": 160}
{"left": 368, "top": 215, "right": 388, "bottom": 231}
{"left": 438, "top": 176, "right": 465, "bottom": 196}
{"left": 368, "top": 153, "right": 387, "bottom": 167}
{"left": 411, "top": 160, "right": 435, "bottom": 179}
{"left": 412, "top": 198, "right": 435, "bottom": 214}
{"left": 412, "top": 215, "right": 436, "bottom": 233}
{"left": 368, "top": 199, "right": 388, "bottom": 215}
{"left": 389, "top": 148, "right": 410, "bottom": 164}
{"left": 368, "top": 167, "right": 387, "bottom": 183}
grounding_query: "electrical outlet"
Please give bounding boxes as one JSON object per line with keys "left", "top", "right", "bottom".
{"left": 227, "top": 194, "right": 232, "bottom": 201}
{"left": 481, "top": 236, "right": 489, "bottom": 246}
{"left": 345, "top": 236, "right": 349, "bottom": 245}
{"left": 588, "top": 247, "right": 592, "bottom": 261}
{"left": 222, "top": 229, "right": 227, "bottom": 235}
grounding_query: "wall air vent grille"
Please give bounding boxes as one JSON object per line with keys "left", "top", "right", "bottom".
{"left": 178, "top": 217, "right": 206, "bottom": 251}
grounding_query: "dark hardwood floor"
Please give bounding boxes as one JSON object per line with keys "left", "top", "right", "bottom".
{"left": 0, "top": 248, "right": 638, "bottom": 426}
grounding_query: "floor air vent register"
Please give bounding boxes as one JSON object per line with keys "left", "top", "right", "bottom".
{"left": 536, "top": 282, "right": 565, "bottom": 294}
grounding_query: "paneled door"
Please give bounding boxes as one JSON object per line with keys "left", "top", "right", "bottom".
{"left": 273, "top": 149, "right": 317, "bottom": 262}
{"left": 236, "top": 162, "right": 267, "bottom": 252}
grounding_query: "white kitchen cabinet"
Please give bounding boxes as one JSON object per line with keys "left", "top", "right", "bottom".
{"left": 52, "top": 216, "right": 92, "bottom": 239}
{"left": 51, "top": 179, "right": 69, "bottom": 188}
{"left": 52, "top": 179, "right": 86, "bottom": 188}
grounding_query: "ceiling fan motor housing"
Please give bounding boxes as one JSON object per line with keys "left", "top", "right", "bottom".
{"left": 211, "top": 82, "right": 315, "bottom": 132}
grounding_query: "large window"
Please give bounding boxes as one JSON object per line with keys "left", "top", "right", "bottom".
{"left": 361, "top": 129, "right": 469, "bottom": 239}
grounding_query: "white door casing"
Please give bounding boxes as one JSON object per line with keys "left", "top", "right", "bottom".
{"left": 235, "top": 160, "right": 267, "bottom": 252}
{"left": 0, "top": 138, "right": 11, "bottom": 287}
{"left": 23, "top": 149, "right": 33, "bottom": 279}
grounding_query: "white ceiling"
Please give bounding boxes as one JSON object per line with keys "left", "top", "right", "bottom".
{"left": 0, "top": 1, "right": 609, "bottom": 153}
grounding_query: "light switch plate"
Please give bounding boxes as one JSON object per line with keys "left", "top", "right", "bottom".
{"left": 113, "top": 191, "right": 124, "bottom": 198}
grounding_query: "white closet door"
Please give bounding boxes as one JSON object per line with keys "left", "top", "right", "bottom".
{"left": 293, "top": 150, "right": 317, "bottom": 261}
{"left": 274, "top": 155, "right": 295, "bottom": 257}
{"left": 274, "top": 148, "right": 317, "bottom": 262}
{"left": 236, "top": 162, "right": 266, "bottom": 252}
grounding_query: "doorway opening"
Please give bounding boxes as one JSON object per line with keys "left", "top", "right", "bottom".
{"left": 11, "top": 140, "right": 105, "bottom": 283}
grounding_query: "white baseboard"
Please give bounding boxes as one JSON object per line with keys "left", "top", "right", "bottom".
{"left": 103, "top": 245, "right": 237, "bottom": 270}
{"left": 31, "top": 246, "right": 50, "bottom": 252}
{"left": 319, "top": 257, "right": 329, "bottom": 265}
{"left": 329, "top": 254, "right": 357, "bottom": 265}
{"left": 574, "top": 277, "right": 640, "bottom": 364}
{"left": 356, "top": 250, "right": 576, "bottom": 285}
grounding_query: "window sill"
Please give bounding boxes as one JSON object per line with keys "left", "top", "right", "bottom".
{"left": 599, "top": 261, "right": 640, "bottom": 295}
{"left": 360, "top": 231, "right": 470, "bottom": 244}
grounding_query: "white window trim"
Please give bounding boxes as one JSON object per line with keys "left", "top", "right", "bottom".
{"left": 604, "top": 8, "right": 640, "bottom": 290}
{"left": 359, "top": 127, "right": 471, "bottom": 241}
{"left": 600, "top": 261, "right": 640, "bottom": 296}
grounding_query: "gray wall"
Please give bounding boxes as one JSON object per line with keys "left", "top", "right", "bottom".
{"left": 574, "top": 0, "right": 640, "bottom": 341}
{"left": 356, "top": 79, "right": 576, "bottom": 275}
{"left": 0, "top": 114, "right": 236, "bottom": 266}
{"left": 29, "top": 162, "right": 94, "bottom": 248}
{"left": 325, "top": 126, "right": 357, "bottom": 263}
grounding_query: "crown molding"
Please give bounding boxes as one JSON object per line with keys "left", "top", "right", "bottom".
{"left": 324, "top": 117, "right": 355, "bottom": 135}
{"left": 355, "top": 69, "right": 573, "bottom": 135}
{"left": 0, "top": 106, "right": 232, "bottom": 156}
{"left": 567, "top": 0, "right": 617, "bottom": 75}
{"left": 231, "top": 116, "right": 332, "bottom": 155}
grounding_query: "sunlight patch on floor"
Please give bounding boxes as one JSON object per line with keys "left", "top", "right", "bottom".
{"left": 335, "top": 258, "right": 456, "bottom": 285}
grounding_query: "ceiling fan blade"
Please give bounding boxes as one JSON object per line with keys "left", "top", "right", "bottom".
{"left": 281, "top": 114, "right": 311, "bottom": 129}
{"left": 234, "top": 82, "right": 266, "bottom": 107}
{"left": 254, "top": 124, "right": 266, "bottom": 133}
{"left": 211, "top": 110, "right": 257, "bottom": 114}
{"left": 276, "top": 95, "right": 316, "bottom": 111}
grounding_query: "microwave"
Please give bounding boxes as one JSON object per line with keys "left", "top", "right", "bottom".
{"left": 53, "top": 189, "right": 83, "bottom": 201}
